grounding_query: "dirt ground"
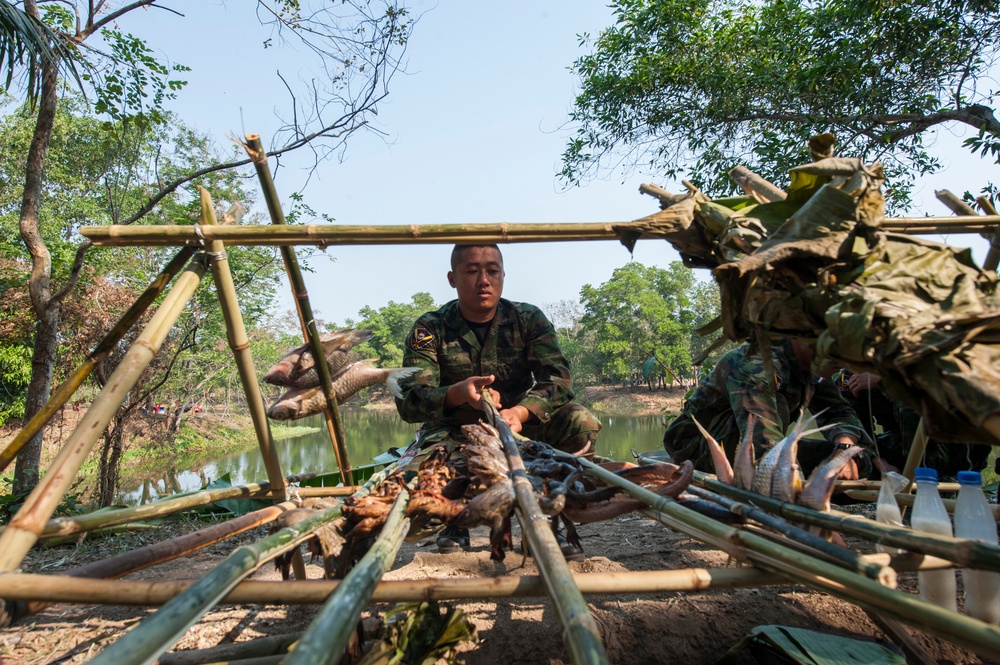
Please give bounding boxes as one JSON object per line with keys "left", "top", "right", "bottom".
{"left": 0, "top": 385, "right": 995, "bottom": 664}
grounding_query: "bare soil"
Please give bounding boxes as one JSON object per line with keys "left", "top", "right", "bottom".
{"left": 0, "top": 387, "right": 994, "bottom": 664}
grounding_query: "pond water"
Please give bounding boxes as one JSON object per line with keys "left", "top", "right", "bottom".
{"left": 118, "top": 410, "right": 669, "bottom": 505}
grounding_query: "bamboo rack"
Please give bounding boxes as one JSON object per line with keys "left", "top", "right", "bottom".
{"left": 77, "top": 215, "right": 1000, "bottom": 247}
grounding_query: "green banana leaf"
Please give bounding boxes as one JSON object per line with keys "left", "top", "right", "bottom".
{"left": 717, "top": 625, "right": 905, "bottom": 665}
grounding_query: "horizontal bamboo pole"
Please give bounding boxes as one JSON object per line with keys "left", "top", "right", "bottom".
{"left": 159, "top": 632, "right": 301, "bottom": 665}
{"left": 694, "top": 472, "right": 1000, "bottom": 571}
{"left": 0, "top": 567, "right": 782, "bottom": 606}
{"left": 86, "top": 502, "right": 344, "bottom": 665}
{"left": 0, "top": 479, "right": 288, "bottom": 540}
{"left": 833, "top": 480, "right": 961, "bottom": 493}
{"left": 0, "top": 247, "right": 197, "bottom": 474}
{"left": 0, "top": 258, "right": 209, "bottom": 574}
{"left": 78, "top": 215, "right": 1000, "bottom": 247}
{"left": 844, "top": 489, "right": 1000, "bottom": 520}
{"left": 860, "top": 552, "right": 956, "bottom": 572}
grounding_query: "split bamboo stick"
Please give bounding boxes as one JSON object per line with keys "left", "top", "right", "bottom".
{"left": 199, "top": 188, "right": 285, "bottom": 499}
{"left": 693, "top": 472, "right": 1000, "bottom": 571}
{"left": 576, "top": 458, "right": 1000, "bottom": 659}
{"left": 284, "top": 483, "right": 411, "bottom": 665}
{"left": 0, "top": 256, "right": 209, "bottom": 573}
{"left": 4, "top": 501, "right": 299, "bottom": 626}
{"left": 78, "top": 215, "right": 1000, "bottom": 247}
{"left": 244, "top": 134, "right": 354, "bottom": 486}
{"left": 483, "top": 397, "right": 609, "bottom": 665}
{"left": 901, "top": 417, "right": 929, "bottom": 489}
{"left": 0, "top": 247, "right": 197, "bottom": 474}
{"left": 844, "top": 489, "right": 1000, "bottom": 520}
{"left": 0, "top": 567, "right": 781, "bottom": 606}
{"left": 85, "top": 501, "right": 344, "bottom": 665}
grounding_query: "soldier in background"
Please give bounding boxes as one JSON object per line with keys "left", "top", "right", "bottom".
{"left": 663, "top": 339, "right": 870, "bottom": 479}
{"left": 837, "top": 372, "right": 990, "bottom": 480}
{"left": 396, "top": 244, "right": 600, "bottom": 556}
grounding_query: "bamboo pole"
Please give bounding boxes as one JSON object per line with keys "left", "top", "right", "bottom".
{"left": 483, "top": 397, "right": 609, "bottom": 665}
{"left": 3, "top": 501, "right": 298, "bottom": 626}
{"left": 845, "top": 489, "right": 1000, "bottom": 520}
{"left": 78, "top": 215, "right": 1000, "bottom": 247}
{"left": 577, "top": 459, "right": 1000, "bottom": 659}
{"left": 901, "top": 417, "right": 930, "bottom": 490}
{"left": 692, "top": 472, "right": 1000, "bottom": 571}
{"left": 244, "top": 134, "right": 354, "bottom": 486}
{"left": 0, "top": 478, "right": 290, "bottom": 540}
{"left": 159, "top": 633, "right": 301, "bottom": 665}
{"left": 977, "top": 196, "right": 1000, "bottom": 272}
{"left": 0, "top": 256, "right": 209, "bottom": 573}
{"left": 833, "top": 479, "right": 961, "bottom": 493}
{"left": 685, "top": 485, "right": 893, "bottom": 584}
{"left": 199, "top": 189, "right": 286, "bottom": 499}
{"left": 85, "top": 501, "right": 344, "bottom": 665}
{"left": 0, "top": 567, "right": 782, "bottom": 606}
{"left": 285, "top": 484, "right": 411, "bottom": 665}
{"left": 860, "top": 552, "right": 957, "bottom": 572}
{"left": 728, "top": 166, "right": 787, "bottom": 201}
{"left": 0, "top": 247, "right": 196, "bottom": 474}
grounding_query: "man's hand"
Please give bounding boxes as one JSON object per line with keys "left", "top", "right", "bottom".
{"left": 499, "top": 405, "right": 531, "bottom": 433}
{"left": 444, "top": 375, "right": 501, "bottom": 411}
{"left": 846, "top": 372, "right": 880, "bottom": 397}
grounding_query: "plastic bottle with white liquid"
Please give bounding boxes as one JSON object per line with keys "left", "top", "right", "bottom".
{"left": 911, "top": 467, "right": 957, "bottom": 611}
{"left": 954, "top": 470, "right": 1000, "bottom": 624}
{"left": 875, "top": 471, "right": 909, "bottom": 554}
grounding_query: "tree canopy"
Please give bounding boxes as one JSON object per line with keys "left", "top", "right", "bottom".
{"left": 562, "top": 0, "right": 1000, "bottom": 209}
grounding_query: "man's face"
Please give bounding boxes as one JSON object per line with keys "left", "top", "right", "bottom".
{"left": 448, "top": 246, "right": 504, "bottom": 322}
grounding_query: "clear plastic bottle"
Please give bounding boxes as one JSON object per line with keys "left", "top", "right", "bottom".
{"left": 875, "top": 471, "right": 909, "bottom": 554}
{"left": 911, "top": 467, "right": 957, "bottom": 611}
{"left": 954, "top": 470, "right": 1000, "bottom": 624}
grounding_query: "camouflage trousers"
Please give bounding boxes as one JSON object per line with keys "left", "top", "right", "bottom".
{"left": 416, "top": 402, "right": 602, "bottom": 457}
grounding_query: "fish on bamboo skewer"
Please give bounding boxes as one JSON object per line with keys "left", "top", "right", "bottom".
{"left": 266, "top": 360, "right": 419, "bottom": 420}
{"left": 268, "top": 497, "right": 346, "bottom": 580}
{"left": 263, "top": 328, "right": 373, "bottom": 388}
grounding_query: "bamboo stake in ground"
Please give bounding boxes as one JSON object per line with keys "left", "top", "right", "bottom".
{"left": 244, "top": 134, "right": 354, "bottom": 486}
{"left": 0, "top": 256, "right": 209, "bottom": 575}
{"left": 199, "top": 188, "right": 286, "bottom": 500}
{"left": 285, "top": 482, "right": 412, "bottom": 665}
{"left": 0, "top": 247, "right": 197, "bottom": 474}
{"left": 482, "top": 396, "right": 609, "bottom": 665}
{"left": 85, "top": 501, "right": 345, "bottom": 665}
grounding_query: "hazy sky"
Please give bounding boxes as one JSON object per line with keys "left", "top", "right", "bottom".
{"left": 129, "top": 1, "right": 995, "bottom": 327}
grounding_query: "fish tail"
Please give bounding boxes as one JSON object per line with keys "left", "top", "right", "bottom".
{"left": 692, "top": 415, "right": 733, "bottom": 485}
{"left": 386, "top": 367, "right": 421, "bottom": 398}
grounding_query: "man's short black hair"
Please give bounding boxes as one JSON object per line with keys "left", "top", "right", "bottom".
{"left": 450, "top": 244, "right": 503, "bottom": 270}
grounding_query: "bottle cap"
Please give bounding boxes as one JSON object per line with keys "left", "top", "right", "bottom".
{"left": 957, "top": 470, "right": 982, "bottom": 486}
{"left": 913, "top": 467, "right": 938, "bottom": 483}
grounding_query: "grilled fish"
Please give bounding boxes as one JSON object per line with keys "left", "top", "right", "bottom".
{"left": 733, "top": 414, "right": 757, "bottom": 490}
{"left": 751, "top": 411, "right": 831, "bottom": 500}
{"left": 267, "top": 360, "right": 419, "bottom": 420}
{"left": 263, "top": 328, "right": 373, "bottom": 388}
{"left": 798, "top": 445, "right": 863, "bottom": 511}
{"left": 692, "top": 415, "right": 733, "bottom": 485}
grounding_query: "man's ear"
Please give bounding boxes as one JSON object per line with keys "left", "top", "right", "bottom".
{"left": 447, "top": 271, "right": 456, "bottom": 288}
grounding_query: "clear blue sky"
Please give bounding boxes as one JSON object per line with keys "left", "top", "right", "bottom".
{"left": 131, "top": 1, "right": 994, "bottom": 327}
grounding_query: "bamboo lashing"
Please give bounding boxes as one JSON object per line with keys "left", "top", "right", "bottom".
{"left": 244, "top": 134, "right": 354, "bottom": 486}
{"left": 78, "top": 215, "right": 1000, "bottom": 247}
{"left": 0, "top": 256, "right": 209, "bottom": 574}
{"left": 199, "top": 189, "right": 287, "bottom": 500}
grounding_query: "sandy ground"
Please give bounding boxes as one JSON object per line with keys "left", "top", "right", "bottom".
{"left": 0, "top": 385, "right": 995, "bottom": 664}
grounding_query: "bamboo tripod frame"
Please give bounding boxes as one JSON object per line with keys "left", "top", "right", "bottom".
{"left": 0, "top": 153, "right": 998, "bottom": 662}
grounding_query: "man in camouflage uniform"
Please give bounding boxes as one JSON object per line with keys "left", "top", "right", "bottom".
{"left": 395, "top": 244, "right": 600, "bottom": 555}
{"left": 663, "top": 339, "right": 869, "bottom": 478}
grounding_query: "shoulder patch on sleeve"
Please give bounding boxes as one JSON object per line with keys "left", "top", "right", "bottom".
{"left": 408, "top": 326, "right": 435, "bottom": 351}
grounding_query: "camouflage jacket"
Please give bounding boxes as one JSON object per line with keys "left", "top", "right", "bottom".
{"left": 394, "top": 298, "right": 575, "bottom": 428}
{"left": 664, "top": 342, "right": 867, "bottom": 458}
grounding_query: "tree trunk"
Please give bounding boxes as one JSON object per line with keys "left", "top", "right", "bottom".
{"left": 13, "top": 45, "right": 60, "bottom": 496}
{"left": 98, "top": 420, "right": 125, "bottom": 508}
